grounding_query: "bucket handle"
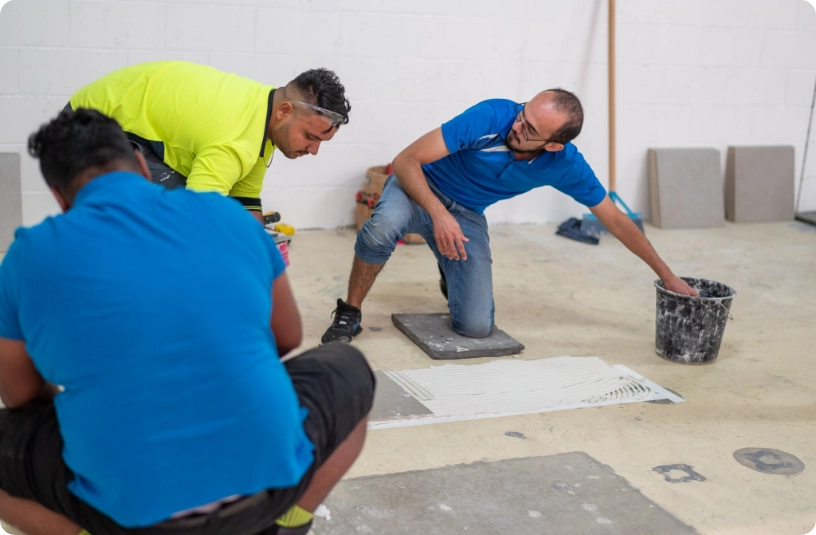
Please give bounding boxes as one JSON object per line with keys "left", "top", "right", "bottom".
{"left": 717, "top": 301, "right": 734, "bottom": 321}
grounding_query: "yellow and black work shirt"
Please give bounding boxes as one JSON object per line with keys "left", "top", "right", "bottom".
{"left": 71, "top": 61, "right": 275, "bottom": 211}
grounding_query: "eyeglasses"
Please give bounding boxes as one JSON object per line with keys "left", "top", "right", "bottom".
{"left": 290, "top": 101, "right": 346, "bottom": 129}
{"left": 515, "top": 102, "right": 551, "bottom": 143}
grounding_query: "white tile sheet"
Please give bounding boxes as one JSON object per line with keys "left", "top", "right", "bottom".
{"left": 370, "top": 356, "right": 683, "bottom": 430}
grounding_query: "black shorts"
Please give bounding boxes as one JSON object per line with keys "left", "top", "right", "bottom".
{"left": 0, "top": 344, "right": 375, "bottom": 535}
{"left": 126, "top": 134, "right": 189, "bottom": 191}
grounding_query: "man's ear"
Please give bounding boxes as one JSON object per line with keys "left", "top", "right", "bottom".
{"left": 276, "top": 101, "right": 294, "bottom": 121}
{"left": 134, "top": 151, "right": 151, "bottom": 181}
{"left": 544, "top": 142, "right": 565, "bottom": 152}
{"left": 50, "top": 187, "right": 69, "bottom": 213}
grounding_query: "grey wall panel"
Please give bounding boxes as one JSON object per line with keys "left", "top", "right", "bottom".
{"left": 0, "top": 153, "right": 22, "bottom": 252}
{"left": 648, "top": 148, "right": 724, "bottom": 229}
{"left": 726, "top": 145, "right": 795, "bottom": 223}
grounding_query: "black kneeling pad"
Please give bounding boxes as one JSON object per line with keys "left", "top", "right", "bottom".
{"left": 391, "top": 313, "right": 524, "bottom": 360}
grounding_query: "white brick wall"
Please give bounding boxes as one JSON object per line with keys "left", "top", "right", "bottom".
{"left": 1, "top": 0, "right": 815, "bottom": 227}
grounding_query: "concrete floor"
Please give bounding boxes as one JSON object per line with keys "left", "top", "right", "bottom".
{"left": 0, "top": 220, "right": 812, "bottom": 535}
{"left": 288, "top": 220, "right": 815, "bottom": 535}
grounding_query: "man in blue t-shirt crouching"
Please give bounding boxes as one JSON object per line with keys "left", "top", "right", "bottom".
{"left": 322, "top": 89, "right": 697, "bottom": 343}
{"left": 0, "top": 109, "right": 374, "bottom": 535}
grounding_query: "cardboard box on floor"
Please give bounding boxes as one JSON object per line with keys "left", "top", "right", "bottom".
{"left": 357, "top": 165, "right": 425, "bottom": 244}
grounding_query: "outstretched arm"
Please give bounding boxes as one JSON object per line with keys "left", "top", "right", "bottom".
{"left": 392, "top": 128, "right": 469, "bottom": 260}
{"left": 589, "top": 196, "right": 698, "bottom": 296}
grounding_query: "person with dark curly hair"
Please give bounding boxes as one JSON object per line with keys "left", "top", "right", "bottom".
{"left": 69, "top": 61, "right": 351, "bottom": 223}
{"left": 322, "top": 89, "right": 697, "bottom": 344}
{"left": 0, "top": 108, "right": 374, "bottom": 535}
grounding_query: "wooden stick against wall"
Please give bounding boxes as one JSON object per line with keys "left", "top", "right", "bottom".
{"left": 608, "top": 0, "right": 616, "bottom": 192}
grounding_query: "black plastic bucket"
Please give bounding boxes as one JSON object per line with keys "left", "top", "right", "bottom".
{"left": 654, "top": 277, "right": 736, "bottom": 364}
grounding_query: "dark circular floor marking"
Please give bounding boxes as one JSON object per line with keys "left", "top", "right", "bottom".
{"left": 652, "top": 464, "right": 706, "bottom": 483}
{"left": 733, "top": 448, "right": 805, "bottom": 476}
{"left": 505, "top": 431, "right": 526, "bottom": 439}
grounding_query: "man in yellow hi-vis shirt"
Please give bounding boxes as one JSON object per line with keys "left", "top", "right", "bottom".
{"left": 69, "top": 61, "right": 351, "bottom": 223}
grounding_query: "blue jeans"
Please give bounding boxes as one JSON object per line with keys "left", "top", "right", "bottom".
{"left": 355, "top": 175, "right": 494, "bottom": 338}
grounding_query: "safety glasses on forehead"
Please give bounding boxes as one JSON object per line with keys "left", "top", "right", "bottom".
{"left": 291, "top": 101, "right": 345, "bottom": 129}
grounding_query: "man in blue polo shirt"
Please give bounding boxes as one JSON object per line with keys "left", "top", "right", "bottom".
{"left": 322, "top": 89, "right": 697, "bottom": 343}
{"left": 0, "top": 109, "right": 374, "bottom": 535}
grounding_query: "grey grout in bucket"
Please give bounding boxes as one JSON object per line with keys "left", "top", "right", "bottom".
{"left": 654, "top": 277, "right": 737, "bottom": 365}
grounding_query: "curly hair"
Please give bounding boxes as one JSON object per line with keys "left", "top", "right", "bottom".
{"left": 290, "top": 68, "right": 351, "bottom": 126}
{"left": 28, "top": 108, "right": 138, "bottom": 194}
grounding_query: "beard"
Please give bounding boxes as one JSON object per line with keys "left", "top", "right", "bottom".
{"left": 504, "top": 130, "right": 524, "bottom": 151}
{"left": 505, "top": 130, "right": 548, "bottom": 156}
{"left": 271, "top": 122, "right": 297, "bottom": 159}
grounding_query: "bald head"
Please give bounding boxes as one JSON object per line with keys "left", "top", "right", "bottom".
{"left": 528, "top": 89, "right": 584, "bottom": 145}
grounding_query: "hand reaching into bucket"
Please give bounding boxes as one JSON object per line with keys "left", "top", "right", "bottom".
{"left": 662, "top": 275, "right": 699, "bottom": 297}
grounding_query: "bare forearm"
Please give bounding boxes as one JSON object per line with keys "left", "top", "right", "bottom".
{"left": 0, "top": 380, "right": 54, "bottom": 409}
{"left": 390, "top": 127, "right": 468, "bottom": 260}
{"left": 589, "top": 197, "right": 697, "bottom": 296}
{"left": 0, "top": 339, "right": 55, "bottom": 409}
{"left": 33, "top": 382, "right": 59, "bottom": 405}
{"left": 607, "top": 216, "right": 673, "bottom": 279}
{"left": 391, "top": 156, "right": 446, "bottom": 218}
{"left": 270, "top": 273, "right": 302, "bottom": 358}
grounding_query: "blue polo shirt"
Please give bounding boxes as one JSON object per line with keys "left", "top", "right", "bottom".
{"left": 423, "top": 99, "right": 607, "bottom": 214}
{"left": 0, "top": 172, "right": 314, "bottom": 527}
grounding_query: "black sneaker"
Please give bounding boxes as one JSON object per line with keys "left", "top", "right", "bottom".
{"left": 254, "top": 520, "right": 313, "bottom": 535}
{"left": 321, "top": 298, "right": 363, "bottom": 344}
{"left": 438, "top": 262, "right": 448, "bottom": 300}
{"left": 278, "top": 523, "right": 312, "bottom": 535}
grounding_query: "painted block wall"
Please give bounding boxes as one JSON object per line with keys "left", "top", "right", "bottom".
{"left": 798, "top": 94, "right": 816, "bottom": 212}
{"left": 1, "top": 0, "right": 815, "bottom": 229}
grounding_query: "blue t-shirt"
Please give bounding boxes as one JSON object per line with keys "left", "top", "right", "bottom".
{"left": 0, "top": 172, "right": 314, "bottom": 527}
{"left": 422, "top": 99, "right": 607, "bottom": 214}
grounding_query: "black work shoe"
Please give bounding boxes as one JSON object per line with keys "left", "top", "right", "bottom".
{"left": 277, "top": 523, "right": 313, "bottom": 535}
{"left": 255, "top": 520, "right": 313, "bottom": 535}
{"left": 321, "top": 298, "right": 363, "bottom": 344}
{"left": 438, "top": 262, "right": 448, "bottom": 300}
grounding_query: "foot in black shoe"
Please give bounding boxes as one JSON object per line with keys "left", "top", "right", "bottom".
{"left": 321, "top": 298, "right": 363, "bottom": 344}
{"left": 438, "top": 262, "right": 448, "bottom": 300}
{"left": 254, "top": 521, "right": 313, "bottom": 535}
{"left": 277, "top": 523, "right": 312, "bottom": 535}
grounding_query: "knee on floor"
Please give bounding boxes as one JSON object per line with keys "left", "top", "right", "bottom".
{"left": 451, "top": 318, "right": 493, "bottom": 339}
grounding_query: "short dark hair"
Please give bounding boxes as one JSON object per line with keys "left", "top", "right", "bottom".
{"left": 28, "top": 108, "right": 138, "bottom": 194}
{"left": 545, "top": 88, "right": 584, "bottom": 144}
{"left": 290, "top": 68, "right": 351, "bottom": 126}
